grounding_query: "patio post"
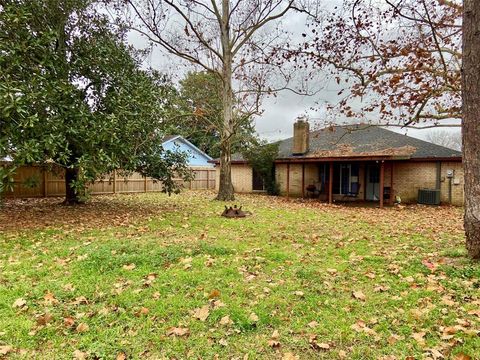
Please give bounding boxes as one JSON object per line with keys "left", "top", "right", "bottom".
{"left": 301, "top": 163, "right": 305, "bottom": 198}
{"left": 286, "top": 163, "right": 290, "bottom": 199}
{"left": 379, "top": 161, "right": 385, "bottom": 208}
{"left": 329, "top": 161, "right": 333, "bottom": 204}
{"left": 390, "top": 162, "right": 394, "bottom": 205}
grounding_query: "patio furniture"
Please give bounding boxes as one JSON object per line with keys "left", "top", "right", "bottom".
{"left": 342, "top": 182, "right": 360, "bottom": 200}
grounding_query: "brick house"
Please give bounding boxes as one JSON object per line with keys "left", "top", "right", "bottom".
{"left": 214, "top": 121, "right": 463, "bottom": 206}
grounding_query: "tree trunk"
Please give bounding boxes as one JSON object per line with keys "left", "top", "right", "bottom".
{"left": 462, "top": 0, "right": 480, "bottom": 259}
{"left": 216, "top": 0, "right": 235, "bottom": 201}
{"left": 64, "top": 167, "right": 81, "bottom": 205}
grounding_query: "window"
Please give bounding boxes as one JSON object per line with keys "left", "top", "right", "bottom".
{"left": 332, "top": 163, "right": 359, "bottom": 195}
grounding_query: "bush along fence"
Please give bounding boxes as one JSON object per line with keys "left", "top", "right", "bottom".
{"left": 1, "top": 165, "right": 215, "bottom": 198}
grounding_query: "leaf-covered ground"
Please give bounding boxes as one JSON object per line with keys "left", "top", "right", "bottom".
{"left": 0, "top": 192, "right": 479, "bottom": 359}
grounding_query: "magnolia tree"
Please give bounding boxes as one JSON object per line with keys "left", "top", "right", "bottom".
{"left": 0, "top": 0, "right": 191, "bottom": 204}
{"left": 122, "top": 0, "right": 307, "bottom": 200}
{"left": 298, "top": 0, "right": 480, "bottom": 259}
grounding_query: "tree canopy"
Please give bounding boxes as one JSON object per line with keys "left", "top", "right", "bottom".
{"left": 299, "top": 0, "right": 461, "bottom": 128}
{"left": 0, "top": 0, "right": 191, "bottom": 203}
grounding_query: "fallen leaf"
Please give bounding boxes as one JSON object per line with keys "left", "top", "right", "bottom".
{"left": 429, "top": 348, "right": 444, "bottom": 359}
{"left": 135, "top": 307, "right": 149, "bottom": 317}
{"left": 166, "top": 326, "right": 190, "bottom": 337}
{"left": 316, "top": 343, "right": 330, "bottom": 350}
{"left": 208, "top": 289, "right": 220, "bottom": 299}
{"left": 268, "top": 339, "right": 281, "bottom": 348}
{"left": 73, "top": 349, "right": 87, "bottom": 359}
{"left": 307, "top": 320, "right": 318, "bottom": 328}
{"left": 71, "top": 296, "right": 88, "bottom": 305}
{"left": 12, "top": 298, "right": 26, "bottom": 308}
{"left": 116, "top": 352, "right": 127, "bottom": 360}
{"left": 0, "top": 346, "right": 13, "bottom": 355}
{"left": 467, "top": 309, "right": 480, "bottom": 317}
{"left": 64, "top": 317, "right": 75, "bottom": 328}
{"left": 36, "top": 313, "right": 53, "bottom": 326}
{"left": 453, "top": 353, "right": 472, "bottom": 360}
{"left": 211, "top": 299, "right": 225, "bottom": 309}
{"left": 282, "top": 353, "right": 299, "bottom": 360}
{"left": 294, "top": 291, "right": 304, "bottom": 297}
{"left": 309, "top": 333, "right": 331, "bottom": 350}
{"left": 76, "top": 323, "right": 89, "bottom": 333}
{"left": 219, "top": 315, "right": 233, "bottom": 326}
{"left": 122, "top": 263, "right": 136, "bottom": 271}
{"left": 412, "top": 331, "right": 426, "bottom": 345}
{"left": 248, "top": 312, "right": 259, "bottom": 322}
{"left": 352, "top": 291, "right": 366, "bottom": 301}
{"left": 193, "top": 305, "right": 210, "bottom": 321}
{"left": 44, "top": 292, "right": 59, "bottom": 305}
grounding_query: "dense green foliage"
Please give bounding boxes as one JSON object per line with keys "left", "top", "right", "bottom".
{"left": 242, "top": 140, "right": 279, "bottom": 195}
{"left": 0, "top": 0, "right": 190, "bottom": 202}
{"left": 165, "top": 71, "right": 255, "bottom": 159}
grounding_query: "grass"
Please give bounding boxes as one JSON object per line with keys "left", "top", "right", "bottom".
{"left": 0, "top": 191, "right": 479, "bottom": 359}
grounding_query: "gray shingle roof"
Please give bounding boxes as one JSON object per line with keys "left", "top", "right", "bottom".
{"left": 276, "top": 124, "right": 461, "bottom": 160}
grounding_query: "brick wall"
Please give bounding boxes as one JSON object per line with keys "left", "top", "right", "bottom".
{"left": 439, "top": 162, "right": 464, "bottom": 205}
{"left": 392, "top": 161, "right": 463, "bottom": 205}
{"left": 226, "top": 160, "right": 464, "bottom": 205}
{"left": 215, "top": 164, "right": 253, "bottom": 193}
{"left": 275, "top": 163, "right": 319, "bottom": 196}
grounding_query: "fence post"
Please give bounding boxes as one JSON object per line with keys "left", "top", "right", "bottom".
{"left": 43, "top": 169, "right": 47, "bottom": 197}
{"left": 113, "top": 170, "right": 116, "bottom": 193}
{"left": 144, "top": 176, "right": 147, "bottom": 192}
{"left": 206, "top": 169, "right": 210, "bottom": 189}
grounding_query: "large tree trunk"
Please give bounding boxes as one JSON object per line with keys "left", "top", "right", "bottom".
{"left": 64, "top": 167, "right": 82, "bottom": 205}
{"left": 216, "top": 0, "right": 235, "bottom": 201}
{"left": 462, "top": 0, "right": 480, "bottom": 259}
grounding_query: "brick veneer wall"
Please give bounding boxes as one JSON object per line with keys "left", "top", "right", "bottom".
{"left": 391, "top": 161, "right": 463, "bottom": 205}
{"left": 274, "top": 161, "right": 464, "bottom": 205}
{"left": 221, "top": 160, "right": 464, "bottom": 205}
{"left": 215, "top": 164, "right": 253, "bottom": 193}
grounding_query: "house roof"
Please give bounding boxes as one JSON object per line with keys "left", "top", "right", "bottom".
{"left": 222, "top": 124, "right": 462, "bottom": 163}
{"left": 162, "top": 135, "right": 213, "bottom": 161}
{"left": 277, "top": 125, "right": 462, "bottom": 160}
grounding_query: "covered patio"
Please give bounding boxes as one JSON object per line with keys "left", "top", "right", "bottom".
{"left": 277, "top": 157, "right": 398, "bottom": 208}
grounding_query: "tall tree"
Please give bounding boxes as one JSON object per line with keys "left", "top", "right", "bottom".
{"left": 164, "top": 71, "right": 255, "bottom": 159}
{"left": 462, "top": 0, "right": 480, "bottom": 259}
{"left": 123, "top": 0, "right": 303, "bottom": 200}
{"left": 0, "top": 0, "right": 191, "bottom": 204}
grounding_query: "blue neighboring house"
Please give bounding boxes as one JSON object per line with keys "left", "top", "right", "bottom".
{"left": 162, "top": 135, "right": 214, "bottom": 167}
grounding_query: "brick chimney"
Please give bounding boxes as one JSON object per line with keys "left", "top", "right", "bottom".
{"left": 292, "top": 119, "right": 310, "bottom": 155}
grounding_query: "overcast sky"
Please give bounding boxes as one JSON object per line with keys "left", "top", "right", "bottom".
{"left": 126, "top": 3, "right": 461, "bottom": 145}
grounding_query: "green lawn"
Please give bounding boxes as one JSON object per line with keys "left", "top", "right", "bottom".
{"left": 0, "top": 192, "right": 478, "bottom": 359}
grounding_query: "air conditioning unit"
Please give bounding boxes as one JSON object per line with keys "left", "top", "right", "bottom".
{"left": 418, "top": 189, "right": 440, "bottom": 205}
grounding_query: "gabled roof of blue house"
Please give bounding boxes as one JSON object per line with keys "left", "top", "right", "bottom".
{"left": 162, "top": 135, "right": 214, "bottom": 167}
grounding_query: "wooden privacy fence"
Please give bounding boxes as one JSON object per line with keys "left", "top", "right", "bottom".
{"left": 2, "top": 165, "right": 216, "bottom": 198}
